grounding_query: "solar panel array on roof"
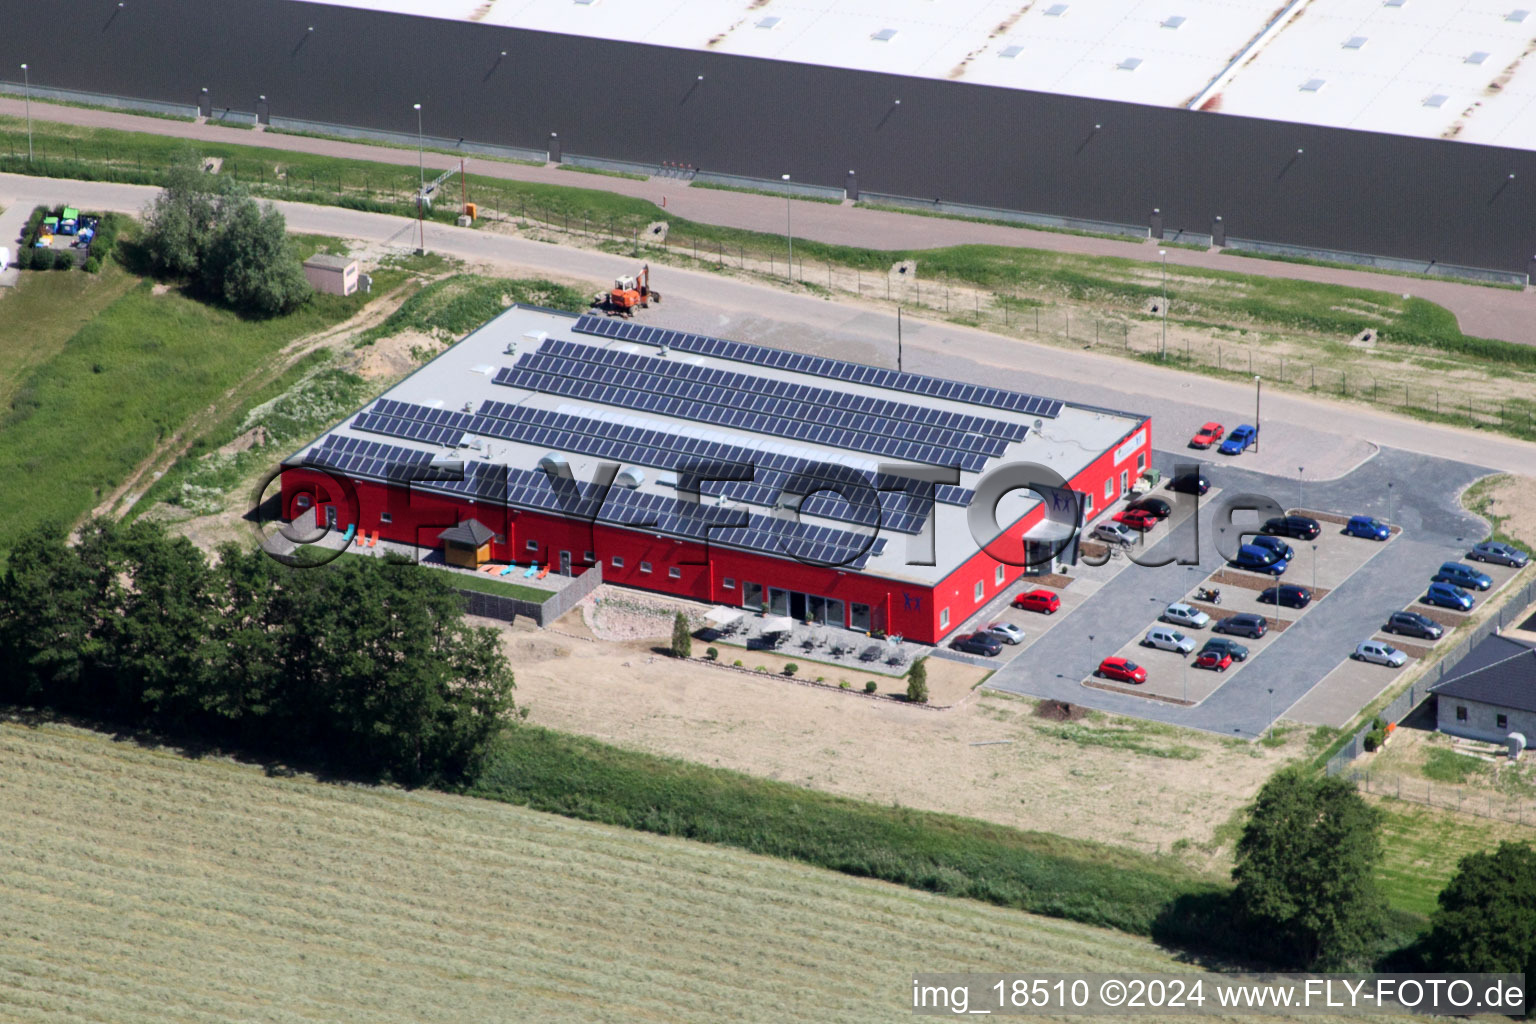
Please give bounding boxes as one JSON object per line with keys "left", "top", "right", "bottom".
{"left": 302, "top": 434, "right": 888, "bottom": 570}
{"left": 495, "top": 361, "right": 993, "bottom": 472}
{"left": 570, "top": 314, "right": 1064, "bottom": 418}
{"left": 352, "top": 398, "right": 945, "bottom": 534}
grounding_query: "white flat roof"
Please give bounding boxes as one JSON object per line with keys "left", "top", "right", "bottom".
{"left": 294, "top": 0, "right": 1536, "bottom": 150}
{"left": 289, "top": 306, "right": 1144, "bottom": 586}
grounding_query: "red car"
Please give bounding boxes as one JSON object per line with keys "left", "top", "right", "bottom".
{"left": 1012, "top": 589, "right": 1061, "bottom": 614}
{"left": 1190, "top": 422, "right": 1225, "bottom": 449}
{"left": 1096, "top": 657, "right": 1147, "bottom": 684}
{"left": 1194, "top": 649, "right": 1232, "bottom": 672}
{"left": 1114, "top": 508, "right": 1159, "bottom": 531}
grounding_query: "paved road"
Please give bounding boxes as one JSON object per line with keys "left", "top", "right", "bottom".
{"left": 984, "top": 446, "right": 1494, "bottom": 737}
{"left": 7, "top": 172, "right": 1536, "bottom": 480}
{"left": 4, "top": 97, "right": 1536, "bottom": 346}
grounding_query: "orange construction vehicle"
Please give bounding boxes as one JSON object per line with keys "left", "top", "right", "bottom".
{"left": 593, "top": 263, "right": 661, "bottom": 317}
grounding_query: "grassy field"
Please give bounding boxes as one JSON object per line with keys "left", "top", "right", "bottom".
{"left": 0, "top": 247, "right": 376, "bottom": 552}
{"left": 1372, "top": 799, "right": 1534, "bottom": 917}
{"left": 0, "top": 718, "right": 1424, "bottom": 1023}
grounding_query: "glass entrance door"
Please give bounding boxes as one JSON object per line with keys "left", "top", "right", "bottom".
{"left": 768, "top": 587, "right": 790, "bottom": 616}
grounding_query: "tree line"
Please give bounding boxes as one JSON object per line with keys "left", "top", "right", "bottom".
{"left": 1229, "top": 767, "right": 1534, "bottom": 983}
{"left": 0, "top": 520, "right": 516, "bottom": 784}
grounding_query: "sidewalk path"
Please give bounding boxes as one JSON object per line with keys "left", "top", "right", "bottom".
{"left": 4, "top": 98, "right": 1534, "bottom": 345}
{"left": 5, "top": 172, "right": 1535, "bottom": 478}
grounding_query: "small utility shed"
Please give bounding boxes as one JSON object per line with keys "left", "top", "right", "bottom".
{"left": 1430, "top": 634, "right": 1535, "bottom": 756}
{"left": 302, "top": 253, "right": 359, "bottom": 296}
{"left": 438, "top": 519, "right": 497, "bottom": 568}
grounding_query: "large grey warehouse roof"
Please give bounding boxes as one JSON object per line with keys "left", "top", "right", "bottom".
{"left": 287, "top": 306, "right": 1146, "bottom": 586}
{"left": 293, "top": 0, "right": 1536, "bottom": 152}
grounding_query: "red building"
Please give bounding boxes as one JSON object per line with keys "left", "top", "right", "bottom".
{"left": 281, "top": 306, "right": 1150, "bottom": 644}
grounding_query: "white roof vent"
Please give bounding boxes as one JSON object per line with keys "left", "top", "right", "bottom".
{"left": 1117, "top": 57, "right": 1143, "bottom": 70}
{"left": 470, "top": 363, "right": 495, "bottom": 376}
{"left": 1343, "top": 35, "right": 1367, "bottom": 49}
{"left": 871, "top": 27, "right": 898, "bottom": 41}
{"left": 615, "top": 466, "right": 646, "bottom": 489}
{"left": 1423, "top": 93, "right": 1449, "bottom": 107}
{"left": 1508, "top": 9, "right": 1530, "bottom": 22}
{"left": 756, "top": 15, "right": 780, "bottom": 28}
{"left": 1044, "top": 3, "right": 1068, "bottom": 15}
{"left": 999, "top": 44, "right": 1023, "bottom": 58}
{"left": 1467, "top": 51, "right": 1490, "bottom": 64}
{"left": 538, "top": 452, "right": 570, "bottom": 474}
{"left": 523, "top": 330, "right": 548, "bottom": 344}
{"left": 1301, "top": 77, "right": 1326, "bottom": 92}
{"left": 1162, "top": 15, "right": 1185, "bottom": 28}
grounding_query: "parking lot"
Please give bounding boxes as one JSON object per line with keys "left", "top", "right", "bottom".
{"left": 1283, "top": 552, "right": 1530, "bottom": 726}
{"left": 984, "top": 443, "right": 1524, "bottom": 738}
{"left": 1080, "top": 508, "right": 1398, "bottom": 705}
{"left": 944, "top": 488, "right": 1220, "bottom": 666}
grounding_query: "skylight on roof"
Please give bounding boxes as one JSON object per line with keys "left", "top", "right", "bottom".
{"left": 1162, "top": 15, "right": 1186, "bottom": 28}
{"left": 1044, "top": 3, "right": 1068, "bottom": 16}
{"left": 1384, "top": 0, "right": 1406, "bottom": 6}
{"left": 1508, "top": 9, "right": 1530, "bottom": 22}
{"left": 1343, "top": 36, "right": 1367, "bottom": 49}
{"left": 999, "top": 44, "right": 1023, "bottom": 58}
{"left": 1424, "top": 93, "right": 1448, "bottom": 107}
{"left": 756, "top": 15, "right": 780, "bottom": 28}
{"left": 1117, "top": 57, "right": 1143, "bottom": 71}
{"left": 1300, "top": 78, "right": 1326, "bottom": 92}
{"left": 1467, "top": 50, "right": 1490, "bottom": 64}
{"left": 871, "top": 27, "right": 898, "bottom": 41}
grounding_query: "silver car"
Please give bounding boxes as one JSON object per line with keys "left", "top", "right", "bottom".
{"left": 982, "top": 622, "right": 1026, "bottom": 645}
{"left": 1161, "top": 602, "right": 1211, "bottom": 629}
{"left": 1468, "top": 541, "right": 1530, "bottom": 568}
{"left": 1144, "top": 626, "right": 1196, "bottom": 655}
{"left": 1354, "top": 641, "right": 1407, "bottom": 667}
{"left": 1094, "top": 521, "right": 1138, "bottom": 546}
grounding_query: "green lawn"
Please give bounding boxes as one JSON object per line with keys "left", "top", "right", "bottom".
{"left": 0, "top": 257, "right": 140, "bottom": 409}
{"left": 0, "top": 265, "right": 373, "bottom": 556}
{"left": 441, "top": 567, "right": 552, "bottom": 602}
{"left": 1373, "top": 800, "right": 1532, "bottom": 916}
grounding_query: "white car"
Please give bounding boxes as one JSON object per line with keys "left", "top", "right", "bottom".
{"left": 1143, "top": 626, "right": 1196, "bottom": 655}
{"left": 1161, "top": 602, "right": 1210, "bottom": 629}
{"left": 982, "top": 622, "right": 1026, "bottom": 645}
{"left": 1354, "top": 641, "right": 1407, "bottom": 668}
{"left": 1094, "top": 521, "right": 1138, "bottom": 546}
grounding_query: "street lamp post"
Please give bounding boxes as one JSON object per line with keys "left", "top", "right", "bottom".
{"left": 1159, "top": 248, "right": 1168, "bottom": 359}
{"left": 1312, "top": 543, "right": 1318, "bottom": 593}
{"left": 1387, "top": 481, "right": 1395, "bottom": 524}
{"left": 1266, "top": 687, "right": 1274, "bottom": 740}
{"left": 1253, "top": 375, "right": 1262, "bottom": 452}
{"left": 781, "top": 174, "right": 793, "bottom": 283}
{"left": 19, "top": 63, "right": 32, "bottom": 163}
{"left": 413, "top": 103, "right": 425, "bottom": 254}
{"left": 1297, "top": 465, "right": 1304, "bottom": 513}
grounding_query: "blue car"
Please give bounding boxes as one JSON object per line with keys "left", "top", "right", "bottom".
{"left": 1218, "top": 424, "right": 1257, "bottom": 455}
{"left": 1249, "top": 535, "right": 1294, "bottom": 561}
{"left": 1343, "top": 515, "right": 1390, "bottom": 540}
{"left": 1424, "top": 582, "right": 1473, "bottom": 611}
{"left": 1232, "top": 543, "right": 1289, "bottom": 576}
{"left": 1432, "top": 561, "right": 1493, "bottom": 591}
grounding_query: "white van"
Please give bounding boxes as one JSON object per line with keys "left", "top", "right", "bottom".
{"left": 0, "top": 246, "right": 11, "bottom": 270}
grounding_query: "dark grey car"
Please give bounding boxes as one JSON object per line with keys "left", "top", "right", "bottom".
{"left": 1198, "top": 636, "right": 1251, "bottom": 661}
{"left": 1467, "top": 541, "right": 1530, "bottom": 568}
{"left": 1383, "top": 610, "right": 1443, "bottom": 640}
{"left": 1214, "top": 613, "right": 1268, "bottom": 639}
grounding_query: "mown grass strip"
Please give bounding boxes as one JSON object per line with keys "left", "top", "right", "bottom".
{"left": 472, "top": 724, "right": 1225, "bottom": 940}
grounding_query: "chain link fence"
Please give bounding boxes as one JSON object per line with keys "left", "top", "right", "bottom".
{"left": 1341, "top": 767, "right": 1536, "bottom": 826}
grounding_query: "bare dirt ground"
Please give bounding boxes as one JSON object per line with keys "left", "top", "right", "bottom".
{"left": 1475, "top": 474, "right": 1536, "bottom": 550}
{"left": 499, "top": 603, "right": 1306, "bottom": 867}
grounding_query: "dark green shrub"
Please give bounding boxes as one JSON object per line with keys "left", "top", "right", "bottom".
{"left": 1363, "top": 729, "right": 1386, "bottom": 753}
{"left": 670, "top": 612, "right": 693, "bottom": 659}
{"left": 864, "top": 681, "right": 878, "bottom": 694}
{"left": 53, "top": 249, "right": 75, "bottom": 270}
{"left": 704, "top": 646, "right": 718, "bottom": 661}
{"left": 906, "top": 660, "right": 929, "bottom": 704}
{"left": 83, "top": 256, "right": 102, "bottom": 274}
{"left": 16, "top": 246, "right": 35, "bottom": 270}
{"left": 783, "top": 663, "right": 798, "bottom": 677}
